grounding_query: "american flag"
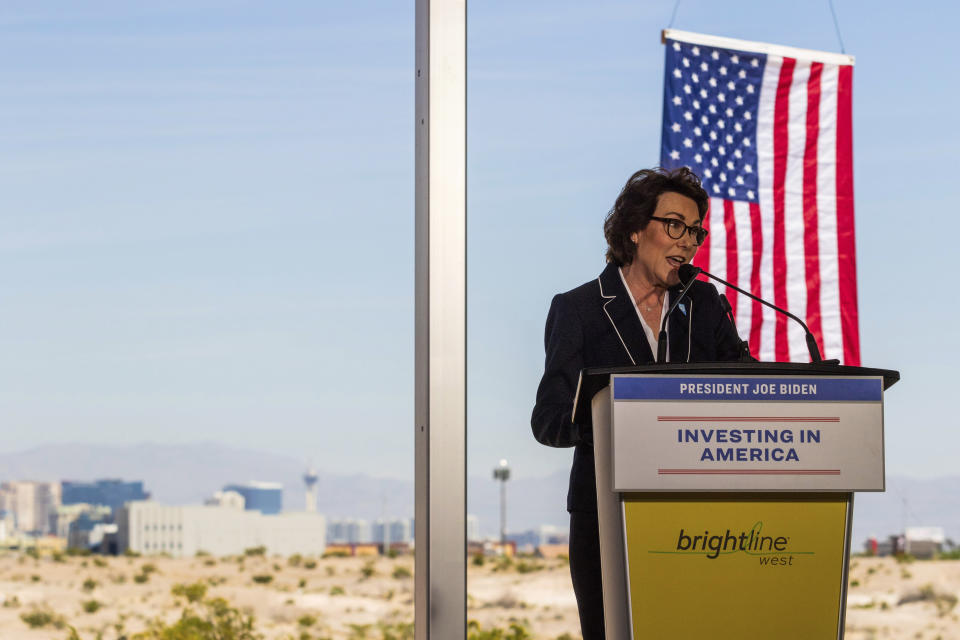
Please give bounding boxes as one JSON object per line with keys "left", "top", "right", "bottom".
{"left": 660, "top": 31, "right": 860, "bottom": 365}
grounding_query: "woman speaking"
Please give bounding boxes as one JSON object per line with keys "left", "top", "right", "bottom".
{"left": 531, "top": 167, "right": 744, "bottom": 639}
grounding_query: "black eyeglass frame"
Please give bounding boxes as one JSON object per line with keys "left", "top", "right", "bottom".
{"left": 648, "top": 215, "right": 709, "bottom": 246}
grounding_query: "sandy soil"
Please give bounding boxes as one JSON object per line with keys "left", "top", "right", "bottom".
{"left": 0, "top": 552, "right": 956, "bottom": 639}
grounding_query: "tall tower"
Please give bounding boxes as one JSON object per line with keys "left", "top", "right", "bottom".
{"left": 303, "top": 467, "right": 319, "bottom": 513}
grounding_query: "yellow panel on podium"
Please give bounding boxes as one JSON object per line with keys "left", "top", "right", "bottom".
{"left": 623, "top": 493, "right": 848, "bottom": 638}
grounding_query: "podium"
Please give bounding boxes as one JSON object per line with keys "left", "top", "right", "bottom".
{"left": 574, "top": 362, "right": 899, "bottom": 640}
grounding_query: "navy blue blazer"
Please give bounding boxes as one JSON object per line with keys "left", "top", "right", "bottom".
{"left": 531, "top": 262, "right": 743, "bottom": 513}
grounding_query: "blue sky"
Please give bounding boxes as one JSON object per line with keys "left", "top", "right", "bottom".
{"left": 1, "top": 1, "right": 956, "bottom": 482}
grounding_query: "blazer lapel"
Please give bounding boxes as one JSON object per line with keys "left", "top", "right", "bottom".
{"left": 668, "top": 286, "right": 692, "bottom": 363}
{"left": 597, "top": 263, "right": 654, "bottom": 364}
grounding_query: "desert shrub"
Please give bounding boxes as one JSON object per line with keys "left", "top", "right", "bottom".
{"left": 251, "top": 574, "right": 273, "bottom": 585}
{"left": 172, "top": 582, "right": 208, "bottom": 603}
{"left": 347, "top": 623, "right": 372, "bottom": 639}
{"left": 204, "top": 558, "right": 217, "bottom": 566}
{"left": 392, "top": 565, "right": 412, "bottom": 580}
{"left": 131, "top": 596, "right": 259, "bottom": 639}
{"left": 82, "top": 600, "right": 102, "bottom": 613}
{"left": 288, "top": 554, "right": 303, "bottom": 567}
{"left": 3, "top": 595, "right": 20, "bottom": 608}
{"left": 82, "top": 578, "right": 98, "bottom": 592}
{"left": 124, "top": 549, "right": 141, "bottom": 557}
{"left": 360, "top": 561, "right": 376, "bottom": 579}
{"left": 472, "top": 554, "right": 485, "bottom": 567}
{"left": 244, "top": 546, "right": 266, "bottom": 557}
{"left": 297, "top": 614, "right": 317, "bottom": 627}
{"left": 30, "top": 574, "right": 41, "bottom": 582}
{"left": 52, "top": 551, "right": 66, "bottom": 563}
{"left": 298, "top": 578, "right": 307, "bottom": 588}
{"left": 899, "top": 584, "right": 959, "bottom": 616}
{"left": 141, "top": 563, "right": 158, "bottom": 574}
{"left": 20, "top": 607, "right": 66, "bottom": 629}
{"left": 555, "top": 634, "right": 576, "bottom": 640}
{"left": 466, "top": 620, "right": 532, "bottom": 640}
{"left": 25, "top": 547, "right": 40, "bottom": 559}
{"left": 304, "top": 559, "right": 318, "bottom": 570}
{"left": 195, "top": 550, "right": 210, "bottom": 557}
{"left": 93, "top": 557, "right": 108, "bottom": 568}
{"left": 323, "top": 550, "right": 349, "bottom": 559}
{"left": 378, "top": 621, "right": 414, "bottom": 640}
{"left": 66, "top": 547, "right": 91, "bottom": 557}
{"left": 134, "top": 572, "right": 150, "bottom": 584}
{"left": 515, "top": 561, "right": 542, "bottom": 574}
{"left": 329, "top": 586, "right": 345, "bottom": 596}
{"left": 386, "top": 548, "right": 399, "bottom": 559}
{"left": 492, "top": 556, "right": 513, "bottom": 572}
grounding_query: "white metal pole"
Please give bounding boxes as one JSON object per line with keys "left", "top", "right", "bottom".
{"left": 414, "top": 0, "right": 466, "bottom": 637}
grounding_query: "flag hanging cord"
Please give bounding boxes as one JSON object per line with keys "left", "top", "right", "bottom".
{"left": 666, "top": 0, "right": 681, "bottom": 29}
{"left": 828, "top": 0, "right": 846, "bottom": 54}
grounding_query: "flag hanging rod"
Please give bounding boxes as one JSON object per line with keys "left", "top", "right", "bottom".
{"left": 662, "top": 28, "right": 855, "bottom": 66}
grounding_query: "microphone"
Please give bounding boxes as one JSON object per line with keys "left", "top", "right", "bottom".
{"left": 718, "top": 293, "right": 753, "bottom": 361}
{"left": 656, "top": 264, "right": 700, "bottom": 363}
{"left": 679, "top": 264, "right": 824, "bottom": 363}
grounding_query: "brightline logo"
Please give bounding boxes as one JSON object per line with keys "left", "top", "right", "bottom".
{"left": 649, "top": 521, "right": 814, "bottom": 563}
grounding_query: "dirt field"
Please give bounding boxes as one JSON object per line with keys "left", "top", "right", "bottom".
{"left": 0, "top": 552, "right": 956, "bottom": 639}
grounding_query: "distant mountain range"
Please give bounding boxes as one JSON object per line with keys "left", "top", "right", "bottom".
{"left": 0, "top": 442, "right": 956, "bottom": 544}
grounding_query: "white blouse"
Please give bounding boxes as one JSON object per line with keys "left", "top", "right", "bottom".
{"left": 618, "top": 267, "right": 669, "bottom": 362}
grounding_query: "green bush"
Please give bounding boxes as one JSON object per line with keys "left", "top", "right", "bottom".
{"left": 466, "top": 620, "right": 532, "bottom": 640}
{"left": 244, "top": 546, "right": 266, "bottom": 557}
{"left": 130, "top": 596, "right": 260, "bottom": 640}
{"left": 93, "top": 557, "right": 108, "bottom": 568}
{"left": 20, "top": 608, "right": 66, "bottom": 629}
{"left": 288, "top": 554, "right": 303, "bottom": 567}
{"left": 82, "top": 577, "right": 98, "bottom": 592}
{"left": 304, "top": 559, "right": 318, "bottom": 569}
{"left": 172, "top": 582, "right": 208, "bottom": 603}
{"left": 378, "top": 621, "right": 414, "bottom": 640}
{"left": 329, "top": 586, "right": 345, "bottom": 596}
{"left": 360, "top": 561, "right": 376, "bottom": 579}
{"left": 134, "top": 572, "right": 150, "bottom": 584}
{"left": 82, "top": 599, "right": 102, "bottom": 614}
{"left": 297, "top": 614, "right": 317, "bottom": 627}
{"left": 472, "top": 554, "right": 485, "bottom": 567}
{"left": 392, "top": 565, "right": 412, "bottom": 579}
{"left": 251, "top": 574, "right": 273, "bottom": 585}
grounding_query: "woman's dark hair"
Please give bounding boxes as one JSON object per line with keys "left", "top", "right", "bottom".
{"left": 603, "top": 167, "right": 709, "bottom": 266}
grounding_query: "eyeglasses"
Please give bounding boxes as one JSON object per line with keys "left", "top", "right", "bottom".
{"left": 649, "top": 216, "right": 709, "bottom": 246}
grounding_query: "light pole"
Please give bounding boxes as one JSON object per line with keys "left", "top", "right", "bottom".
{"left": 492, "top": 459, "right": 510, "bottom": 548}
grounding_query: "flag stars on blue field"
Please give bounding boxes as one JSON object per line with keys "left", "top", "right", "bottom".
{"left": 662, "top": 39, "right": 765, "bottom": 202}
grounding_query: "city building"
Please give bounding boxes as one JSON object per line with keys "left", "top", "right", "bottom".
{"left": 467, "top": 514, "right": 480, "bottom": 543}
{"left": 327, "top": 518, "right": 371, "bottom": 544}
{"left": 116, "top": 499, "right": 325, "bottom": 557}
{"left": 0, "top": 481, "right": 61, "bottom": 535}
{"left": 61, "top": 479, "right": 149, "bottom": 511}
{"left": 507, "top": 524, "right": 569, "bottom": 554}
{"left": 53, "top": 503, "right": 112, "bottom": 539}
{"left": 222, "top": 482, "right": 283, "bottom": 515}
{"left": 204, "top": 490, "right": 245, "bottom": 509}
{"left": 303, "top": 467, "right": 319, "bottom": 513}
{"left": 371, "top": 517, "right": 413, "bottom": 545}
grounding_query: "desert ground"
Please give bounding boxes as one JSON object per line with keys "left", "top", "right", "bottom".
{"left": 0, "top": 551, "right": 956, "bottom": 639}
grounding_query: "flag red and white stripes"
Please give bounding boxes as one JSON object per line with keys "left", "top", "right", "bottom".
{"left": 662, "top": 31, "right": 860, "bottom": 364}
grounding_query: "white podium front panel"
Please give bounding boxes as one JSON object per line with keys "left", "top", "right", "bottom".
{"left": 611, "top": 374, "right": 884, "bottom": 492}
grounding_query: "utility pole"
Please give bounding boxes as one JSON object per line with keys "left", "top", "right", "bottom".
{"left": 492, "top": 459, "right": 510, "bottom": 547}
